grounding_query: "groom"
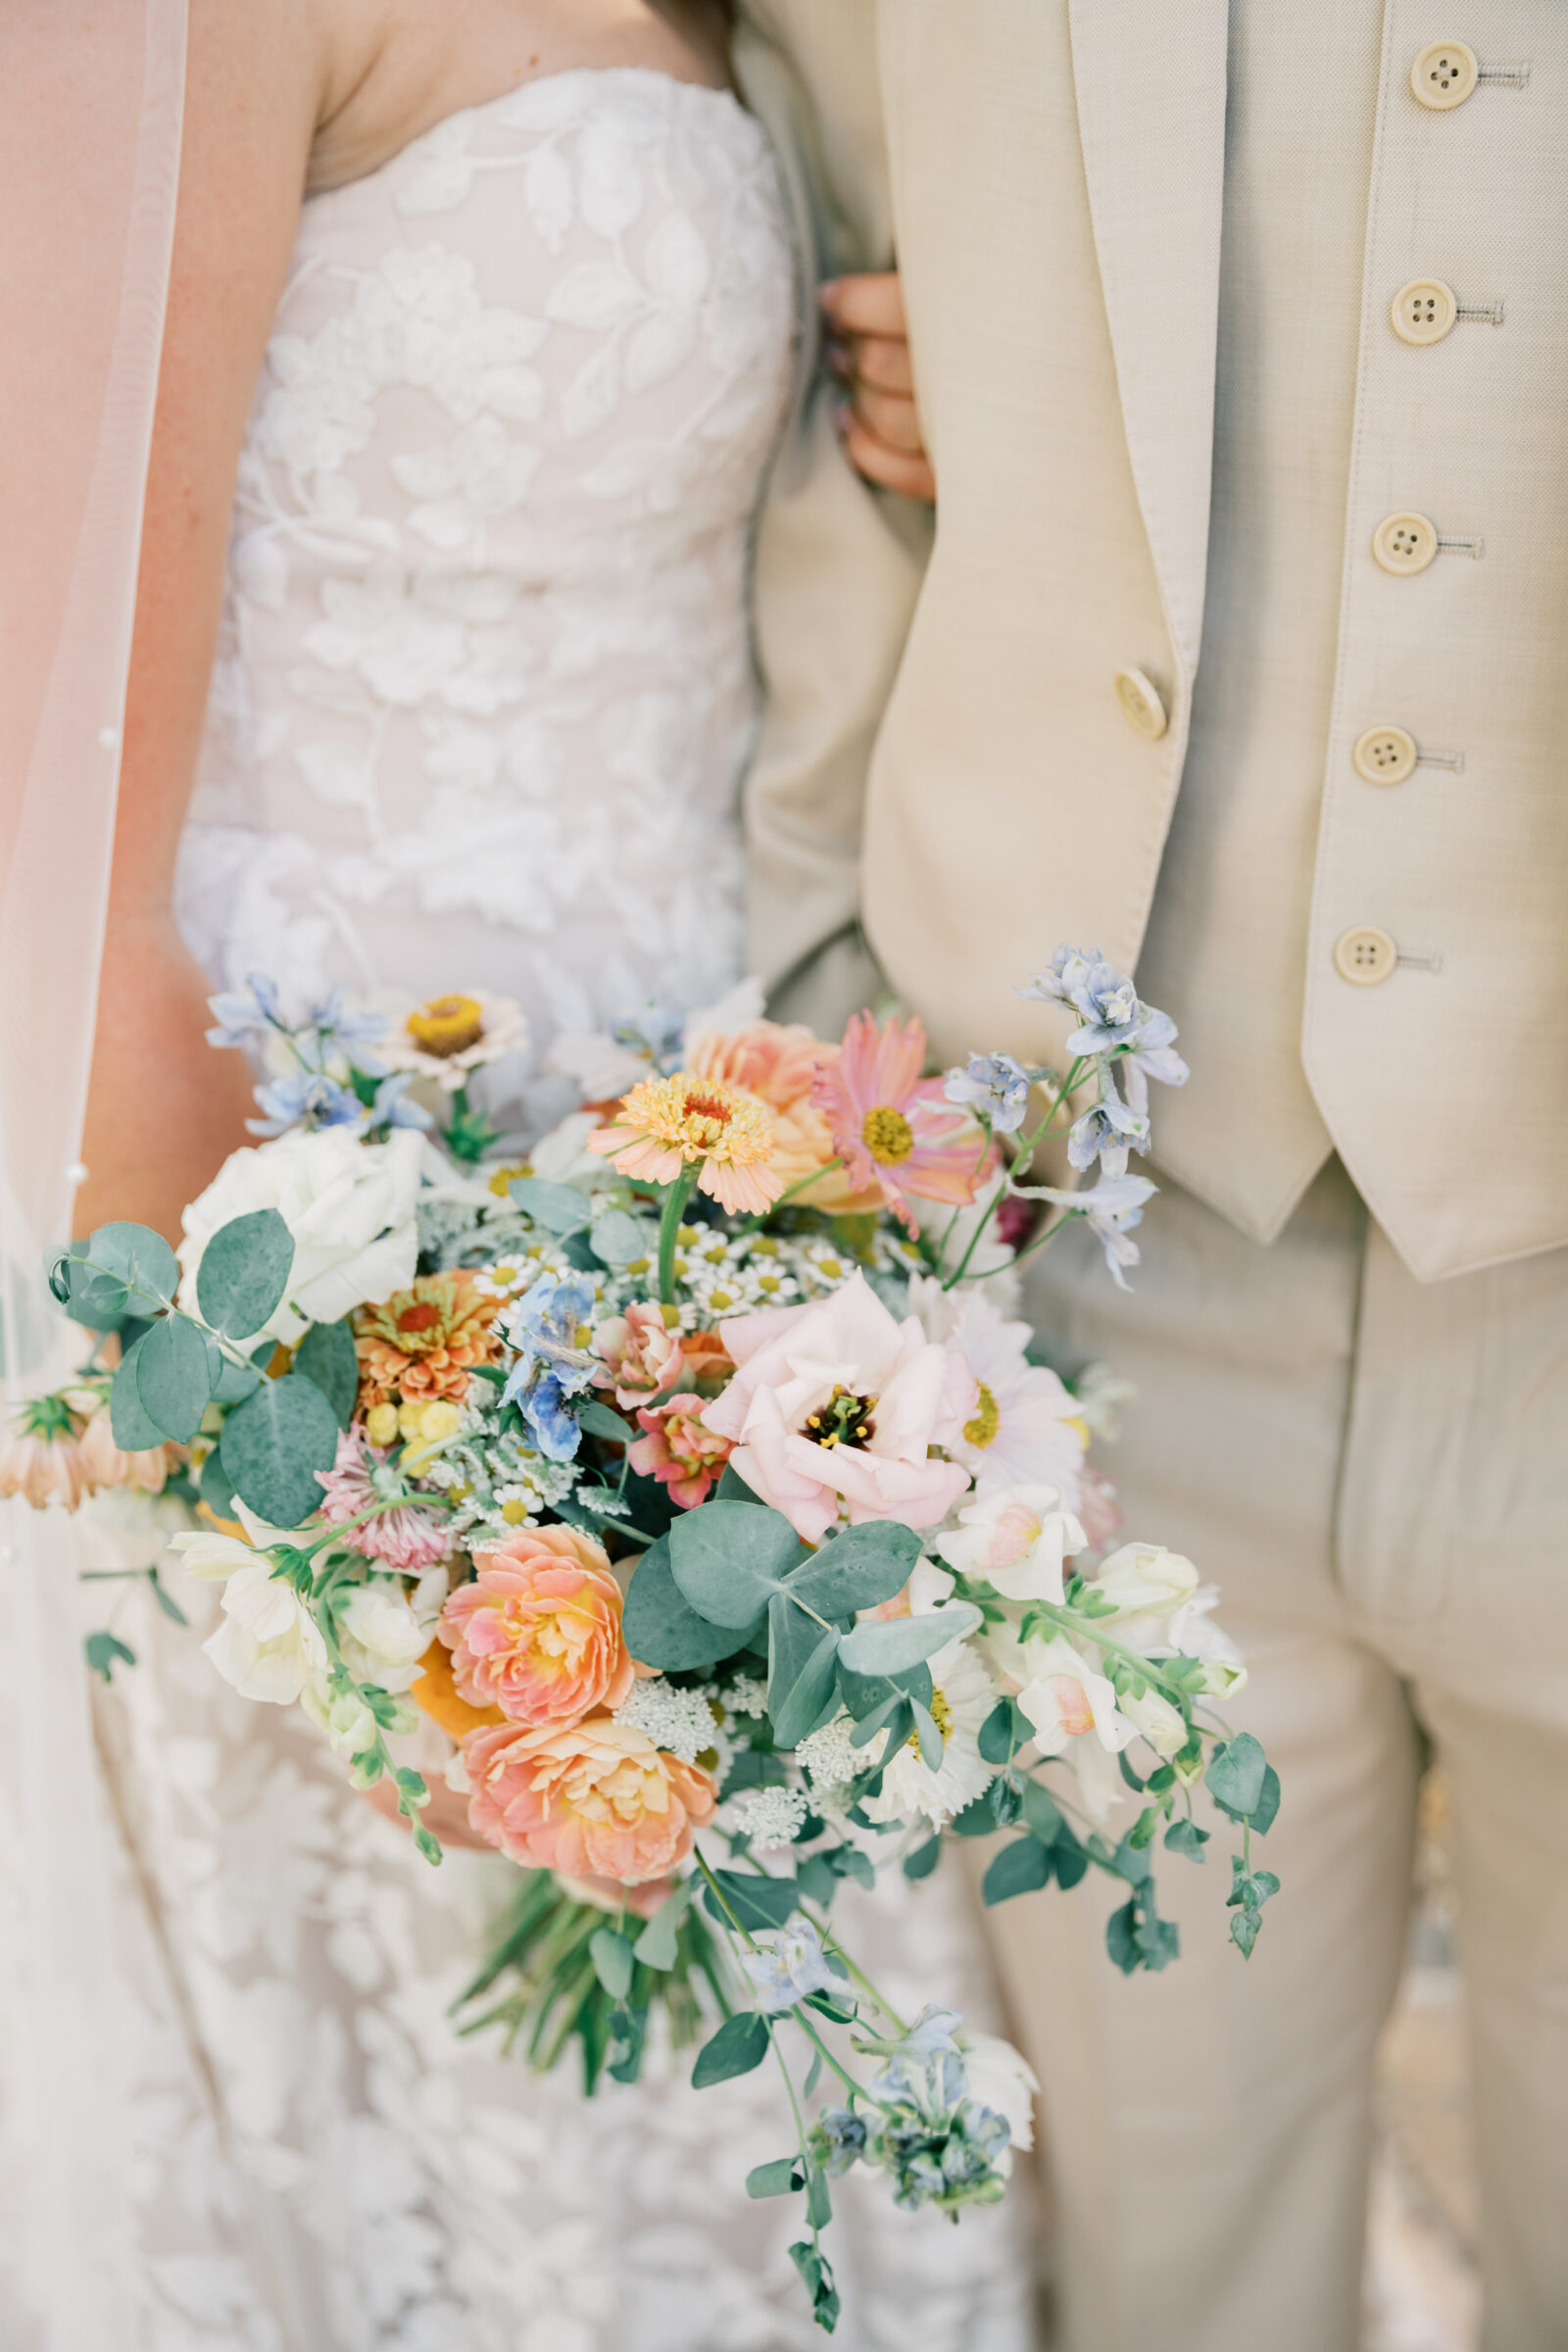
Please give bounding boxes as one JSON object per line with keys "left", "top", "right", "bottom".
{"left": 736, "top": 6, "right": 1568, "bottom": 2349}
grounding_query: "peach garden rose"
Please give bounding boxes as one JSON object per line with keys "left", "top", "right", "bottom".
{"left": 464, "top": 1715, "right": 717, "bottom": 1882}
{"left": 438, "top": 1524, "right": 634, "bottom": 1729}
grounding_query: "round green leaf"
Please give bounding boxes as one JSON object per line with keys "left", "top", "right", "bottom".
{"left": 669, "top": 1499, "right": 805, "bottom": 1628}
{"left": 622, "top": 1534, "right": 762, "bottom": 1671}
{"left": 134, "top": 1312, "right": 213, "bottom": 1443}
{"left": 837, "top": 1603, "right": 981, "bottom": 1678}
{"left": 219, "top": 1369, "right": 340, "bottom": 1530}
{"left": 786, "top": 1520, "right": 920, "bottom": 1619}
{"left": 692, "top": 2009, "right": 768, "bottom": 2088}
{"left": 982, "top": 1837, "right": 1054, "bottom": 1906}
{"left": 109, "top": 1335, "right": 165, "bottom": 1450}
{"left": 589, "top": 1209, "right": 649, "bottom": 1267}
{"left": 293, "top": 1316, "right": 358, "bottom": 1429}
{"left": 83, "top": 1222, "right": 178, "bottom": 1315}
{"left": 507, "top": 1176, "right": 593, "bottom": 1236}
{"left": 195, "top": 1206, "right": 294, "bottom": 1340}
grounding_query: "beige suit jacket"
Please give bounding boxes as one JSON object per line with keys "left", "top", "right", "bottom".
{"left": 735, "top": 0, "right": 1568, "bottom": 1284}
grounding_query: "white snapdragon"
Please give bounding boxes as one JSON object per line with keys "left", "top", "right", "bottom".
{"left": 335, "top": 1570, "right": 445, "bottom": 1693}
{"left": 196, "top": 1556, "right": 327, "bottom": 1705}
{"left": 936, "top": 1482, "right": 1087, "bottom": 1604}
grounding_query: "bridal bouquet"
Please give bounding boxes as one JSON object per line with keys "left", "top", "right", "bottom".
{"left": 15, "top": 956, "right": 1281, "bottom": 2334}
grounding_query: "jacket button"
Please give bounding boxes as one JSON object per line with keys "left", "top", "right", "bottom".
{"left": 1334, "top": 926, "right": 1399, "bottom": 985}
{"left": 1113, "top": 667, "right": 1168, "bottom": 740}
{"left": 1372, "top": 513, "right": 1440, "bottom": 575}
{"left": 1352, "top": 725, "right": 1418, "bottom": 784}
{"left": 1391, "top": 277, "right": 1457, "bottom": 345}
{"left": 1410, "top": 39, "right": 1478, "bottom": 109}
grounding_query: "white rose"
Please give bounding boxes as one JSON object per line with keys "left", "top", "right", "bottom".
{"left": 335, "top": 1570, "right": 445, "bottom": 1692}
{"left": 960, "top": 2034, "right": 1039, "bottom": 2161}
{"left": 177, "top": 1124, "right": 422, "bottom": 1343}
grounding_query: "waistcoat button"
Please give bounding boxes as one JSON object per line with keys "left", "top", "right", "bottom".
{"left": 1113, "top": 667, "right": 1168, "bottom": 740}
{"left": 1410, "top": 39, "right": 1478, "bottom": 109}
{"left": 1391, "top": 277, "right": 1457, "bottom": 345}
{"left": 1372, "top": 512, "right": 1440, "bottom": 575}
{"left": 1352, "top": 725, "right": 1418, "bottom": 784}
{"left": 1334, "top": 926, "right": 1399, "bottom": 985}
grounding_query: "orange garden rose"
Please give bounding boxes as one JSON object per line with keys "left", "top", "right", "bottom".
{"left": 354, "top": 1269, "right": 502, "bottom": 1408}
{"left": 464, "top": 1715, "right": 717, "bottom": 1883}
{"left": 438, "top": 1525, "right": 635, "bottom": 1728}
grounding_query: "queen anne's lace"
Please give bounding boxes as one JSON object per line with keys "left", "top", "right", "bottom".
{"left": 110, "top": 69, "right": 1038, "bottom": 2349}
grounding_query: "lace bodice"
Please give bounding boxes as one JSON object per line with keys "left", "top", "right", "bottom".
{"left": 177, "top": 69, "right": 796, "bottom": 1106}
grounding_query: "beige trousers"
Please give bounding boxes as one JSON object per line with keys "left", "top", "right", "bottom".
{"left": 987, "top": 1161, "right": 1568, "bottom": 2352}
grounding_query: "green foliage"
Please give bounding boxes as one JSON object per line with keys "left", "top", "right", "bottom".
{"left": 902, "top": 1836, "right": 941, "bottom": 1881}
{"left": 507, "top": 1176, "right": 593, "bottom": 1236}
{"left": 207, "top": 1337, "right": 262, "bottom": 1405}
{"left": 1020, "top": 1778, "right": 1065, "bottom": 1844}
{"left": 1204, "top": 1732, "right": 1266, "bottom": 1820}
{"left": 1227, "top": 1856, "right": 1281, "bottom": 1956}
{"left": 621, "top": 1534, "right": 761, "bottom": 1671}
{"left": 1106, "top": 1888, "right": 1180, "bottom": 1975}
{"left": 978, "top": 1696, "right": 1031, "bottom": 1767}
{"left": 1163, "top": 1816, "right": 1209, "bottom": 1861}
{"left": 219, "top": 1369, "right": 340, "bottom": 1528}
{"left": 631, "top": 1882, "right": 691, "bottom": 1972}
{"left": 84, "top": 1629, "right": 136, "bottom": 1682}
{"left": 55, "top": 1221, "right": 177, "bottom": 1327}
{"left": 982, "top": 1836, "right": 1054, "bottom": 1905}
{"left": 199, "top": 1446, "right": 238, "bottom": 1521}
{"left": 588, "top": 1927, "right": 635, "bottom": 2002}
{"left": 836, "top": 1654, "right": 932, "bottom": 1721}
{"left": 747, "top": 2157, "right": 803, "bottom": 2199}
{"left": 195, "top": 1207, "right": 293, "bottom": 1339}
{"left": 692, "top": 2008, "right": 769, "bottom": 2087}
{"left": 588, "top": 1208, "right": 648, "bottom": 1267}
{"left": 702, "top": 1868, "right": 798, "bottom": 1933}
{"left": 293, "top": 1317, "right": 359, "bottom": 1428}
{"left": 785, "top": 1521, "right": 919, "bottom": 1621}
{"left": 669, "top": 1499, "right": 806, "bottom": 1628}
{"left": 767, "top": 1598, "right": 844, "bottom": 1747}
{"left": 836, "top": 1604, "right": 979, "bottom": 1678}
{"left": 576, "top": 1397, "right": 636, "bottom": 1444}
{"left": 788, "top": 2240, "right": 840, "bottom": 2334}
{"left": 134, "top": 1312, "right": 212, "bottom": 1443}
{"left": 109, "top": 1335, "right": 165, "bottom": 1451}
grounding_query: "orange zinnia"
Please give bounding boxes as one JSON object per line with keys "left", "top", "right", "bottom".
{"left": 354, "top": 1270, "right": 503, "bottom": 1408}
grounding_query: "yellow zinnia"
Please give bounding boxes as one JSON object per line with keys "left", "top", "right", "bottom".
{"left": 588, "top": 1071, "right": 783, "bottom": 1216}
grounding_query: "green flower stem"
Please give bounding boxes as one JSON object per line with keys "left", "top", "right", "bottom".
{"left": 694, "top": 1852, "right": 861, "bottom": 2099}
{"left": 772, "top": 2034, "right": 824, "bottom": 2261}
{"left": 736, "top": 1157, "right": 847, "bottom": 1235}
{"left": 1024, "top": 1596, "right": 1197, "bottom": 1713}
{"left": 939, "top": 1055, "right": 1090, "bottom": 1294}
{"left": 657, "top": 1164, "right": 700, "bottom": 1306}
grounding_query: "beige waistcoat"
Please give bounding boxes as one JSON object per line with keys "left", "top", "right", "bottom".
{"left": 736, "top": 0, "right": 1568, "bottom": 1284}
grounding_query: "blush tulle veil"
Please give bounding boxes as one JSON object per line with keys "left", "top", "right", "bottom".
{"left": 0, "top": 4, "right": 187, "bottom": 2340}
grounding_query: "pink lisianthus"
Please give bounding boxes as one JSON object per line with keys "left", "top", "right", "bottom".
{"left": 813, "top": 1011, "right": 993, "bottom": 1234}
{"left": 440, "top": 1525, "right": 634, "bottom": 1727}
{"left": 629, "top": 1393, "right": 733, "bottom": 1509}
{"left": 595, "top": 1299, "right": 685, "bottom": 1407}
{"left": 315, "top": 1428, "right": 452, "bottom": 1574}
{"left": 464, "top": 1715, "right": 716, "bottom": 1883}
{"left": 701, "top": 1270, "right": 976, "bottom": 1544}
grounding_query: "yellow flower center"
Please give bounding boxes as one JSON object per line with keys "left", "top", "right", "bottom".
{"left": 963, "top": 1383, "right": 1001, "bottom": 1449}
{"left": 908, "top": 1685, "right": 954, "bottom": 1750}
{"left": 408, "top": 994, "right": 485, "bottom": 1057}
{"left": 487, "top": 1161, "right": 531, "bottom": 1199}
{"left": 861, "top": 1104, "right": 915, "bottom": 1165}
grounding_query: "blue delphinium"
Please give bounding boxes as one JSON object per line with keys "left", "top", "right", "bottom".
{"left": 499, "top": 1272, "right": 603, "bottom": 1461}
{"left": 944, "top": 1053, "right": 1031, "bottom": 1135}
{"left": 1066, "top": 1078, "right": 1151, "bottom": 1176}
{"left": 370, "top": 1072, "right": 432, "bottom": 1132}
{"left": 611, "top": 1001, "right": 686, "bottom": 1077}
{"left": 863, "top": 2046, "right": 1010, "bottom": 2214}
{"left": 809, "top": 2107, "right": 869, "bottom": 2179}
{"left": 207, "top": 972, "right": 283, "bottom": 1049}
{"left": 740, "top": 1912, "right": 842, "bottom": 2015}
{"left": 247, "top": 1067, "right": 366, "bottom": 1138}
{"left": 1119, "top": 1004, "right": 1190, "bottom": 1113}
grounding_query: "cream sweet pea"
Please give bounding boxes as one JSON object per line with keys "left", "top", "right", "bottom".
{"left": 177, "top": 1123, "right": 422, "bottom": 1344}
{"left": 702, "top": 1271, "right": 975, "bottom": 1544}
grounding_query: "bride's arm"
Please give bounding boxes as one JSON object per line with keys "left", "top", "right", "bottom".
{"left": 75, "top": 3, "right": 334, "bottom": 1243}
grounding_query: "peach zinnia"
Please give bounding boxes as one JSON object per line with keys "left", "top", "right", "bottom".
{"left": 465, "top": 1715, "right": 717, "bottom": 1883}
{"left": 686, "top": 1020, "right": 873, "bottom": 1212}
{"left": 588, "top": 1071, "right": 783, "bottom": 1216}
{"left": 354, "top": 1269, "right": 502, "bottom": 1408}
{"left": 438, "top": 1525, "right": 634, "bottom": 1728}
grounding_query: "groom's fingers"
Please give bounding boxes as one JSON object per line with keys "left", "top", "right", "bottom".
{"left": 851, "top": 381, "right": 925, "bottom": 455}
{"left": 820, "top": 271, "right": 908, "bottom": 340}
{"left": 838, "top": 412, "right": 937, "bottom": 502}
{"left": 821, "top": 273, "right": 934, "bottom": 499}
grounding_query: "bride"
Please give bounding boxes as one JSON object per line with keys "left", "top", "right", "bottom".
{"left": 45, "top": 3, "right": 1040, "bottom": 2344}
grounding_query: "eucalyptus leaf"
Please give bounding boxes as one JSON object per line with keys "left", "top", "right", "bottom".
{"left": 903, "top": 1836, "right": 941, "bottom": 1881}
{"left": 746, "top": 2158, "right": 801, "bottom": 2200}
{"left": 786, "top": 1519, "right": 919, "bottom": 1620}
{"left": 836, "top": 1603, "right": 980, "bottom": 1678}
{"left": 713, "top": 1461, "right": 759, "bottom": 1503}
{"left": 588, "top": 1209, "right": 649, "bottom": 1267}
{"left": 1020, "top": 1778, "right": 1066, "bottom": 1845}
{"left": 704, "top": 1869, "right": 798, "bottom": 1932}
{"left": 199, "top": 1446, "right": 238, "bottom": 1522}
{"left": 207, "top": 1337, "right": 262, "bottom": 1406}
{"left": 982, "top": 1836, "right": 1054, "bottom": 1906}
{"left": 219, "top": 1370, "right": 340, "bottom": 1529}
{"left": 766, "top": 1592, "right": 843, "bottom": 1748}
{"left": 621, "top": 1534, "right": 763, "bottom": 1671}
{"left": 908, "top": 1696, "right": 944, "bottom": 1769}
{"left": 507, "top": 1176, "right": 594, "bottom": 1237}
{"left": 668, "top": 1499, "right": 805, "bottom": 1629}
{"left": 978, "top": 1696, "right": 1031, "bottom": 1767}
{"left": 134, "top": 1313, "right": 212, "bottom": 1443}
{"left": 195, "top": 1206, "right": 294, "bottom": 1339}
{"left": 78, "top": 1222, "right": 178, "bottom": 1317}
{"left": 109, "top": 1335, "right": 165, "bottom": 1451}
{"left": 631, "top": 1881, "right": 691, "bottom": 1972}
{"left": 294, "top": 1317, "right": 359, "bottom": 1429}
{"left": 1204, "top": 1732, "right": 1267, "bottom": 1822}
{"left": 692, "top": 2009, "right": 768, "bottom": 2088}
{"left": 577, "top": 1398, "right": 636, "bottom": 1444}
{"left": 588, "top": 1927, "right": 634, "bottom": 2001}
{"left": 837, "top": 1655, "right": 932, "bottom": 1720}
{"left": 84, "top": 1630, "right": 136, "bottom": 1683}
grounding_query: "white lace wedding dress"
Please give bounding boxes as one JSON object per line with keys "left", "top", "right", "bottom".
{"left": 91, "top": 70, "right": 1040, "bottom": 2351}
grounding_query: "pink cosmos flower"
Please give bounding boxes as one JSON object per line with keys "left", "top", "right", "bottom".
{"left": 440, "top": 1525, "right": 634, "bottom": 1727}
{"left": 464, "top": 1716, "right": 716, "bottom": 1883}
{"left": 629, "top": 1394, "right": 733, "bottom": 1509}
{"left": 701, "top": 1270, "right": 976, "bottom": 1544}
{"left": 813, "top": 1011, "right": 992, "bottom": 1233}
{"left": 316, "top": 1428, "right": 452, "bottom": 1574}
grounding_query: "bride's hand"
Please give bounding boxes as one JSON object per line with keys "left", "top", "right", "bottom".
{"left": 820, "top": 272, "right": 935, "bottom": 502}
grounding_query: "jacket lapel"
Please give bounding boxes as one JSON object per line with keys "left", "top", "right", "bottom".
{"left": 1067, "top": 0, "right": 1230, "bottom": 688}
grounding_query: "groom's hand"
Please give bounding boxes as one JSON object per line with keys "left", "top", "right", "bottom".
{"left": 821, "top": 273, "right": 935, "bottom": 502}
